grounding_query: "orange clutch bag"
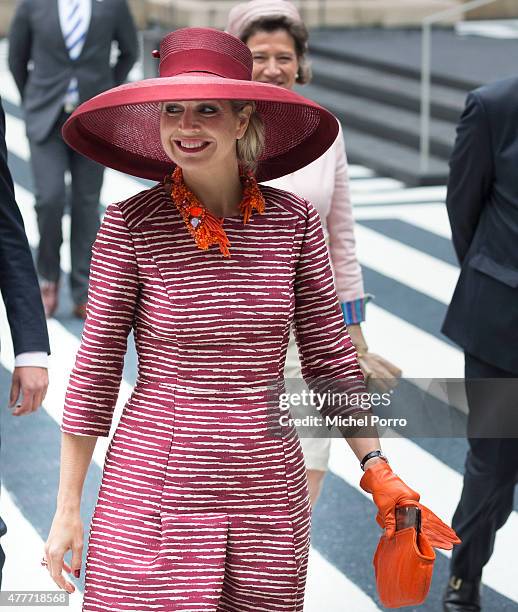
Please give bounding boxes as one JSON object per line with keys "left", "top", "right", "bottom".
{"left": 373, "top": 506, "right": 435, "bottom": 608}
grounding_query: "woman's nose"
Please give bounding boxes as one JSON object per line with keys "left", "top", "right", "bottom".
{"left": 179, "top": 108, "right": 198, "bottom": 131}
{"left": 263, "top": 58, "right": 281, "bottom": 76}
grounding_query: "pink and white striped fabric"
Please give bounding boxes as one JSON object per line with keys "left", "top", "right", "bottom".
{"left": 61, "top": 183, "right": 366, "bottom": 611}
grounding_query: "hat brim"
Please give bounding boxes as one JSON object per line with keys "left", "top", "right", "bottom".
{"left": 62, "top": 76, "right": 339, "bottom": 182}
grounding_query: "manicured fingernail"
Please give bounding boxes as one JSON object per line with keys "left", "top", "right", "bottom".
{"left": 74, "top": 569, "right": 80, "bottom": 578}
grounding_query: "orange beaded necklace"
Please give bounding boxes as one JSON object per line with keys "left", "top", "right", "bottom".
{"left": 168, "top": 166, "right": 265, "bottom": 257}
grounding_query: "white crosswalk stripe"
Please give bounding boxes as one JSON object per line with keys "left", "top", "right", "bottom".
{"left": 349, "top": 176, "right": 404, "bottom": 194}
{"left": 352, "top": 203, "right": 452, "bottom": 239}
{"left": 347, "top": 165, "right": 375, "bottom": 180}
{"left": 354, "top": 224, "right": 459, "bottom": 304}
{"left": 1, "top": 44, "right": 517, "bottom": 611}
{"left": 305, "top": 548, "right": 383, "bottom": 612}
{"left": 353, "top": 185, "right": 447, "bottom": 206}
{"left": 0, "top": 489, "right": 83, "bottom": 612}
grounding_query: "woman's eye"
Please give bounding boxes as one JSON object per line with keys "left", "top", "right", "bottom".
{"left": 199, "top": 106, "right": 218, "bottom": 115}
{"left": 164, "top": 104, "right": 181, "bottom": 115}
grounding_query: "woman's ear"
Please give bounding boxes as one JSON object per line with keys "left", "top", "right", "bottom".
{"left": 236, "top": 104, "right": 253, "bottom": 139}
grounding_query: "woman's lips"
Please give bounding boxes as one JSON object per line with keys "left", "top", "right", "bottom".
{"left": 174, "top": 140, "right": 210, "bottom": 153}
{"left": 260, "top": 79, "right": 284, "bottom": 86}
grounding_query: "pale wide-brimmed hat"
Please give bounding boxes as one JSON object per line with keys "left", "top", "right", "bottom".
{"left": 62, "top": 27, "right": 337, "bottom": 182}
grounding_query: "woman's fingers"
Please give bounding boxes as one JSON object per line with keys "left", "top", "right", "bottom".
{"left": 375, "top": 501, "right": 460, "bottom": 550}
{"left": 383, "top": 508, "right": 396, "bottom": 539}
{"left": 357, "top": 356, "right": 371, "bottom": 377}
{"left": 417, "top": 505, "right": 461, "bottom": 549}
{"left": 47, "top": 548, "right": 75, "bottom": 593}
{"left": 423, "top": 525, "right": 460, "bottom": 547}
{"left": 422, "top": 508, "right": 460, "bottom": 537}
{"left": 368, "top": 377, "right": 392, "bottom": 394}
{"left": 359, "top": 354, "right": 401, "bottom": 392}
{"left": 372, "top": 362, "right": 399, "bottom": 384}
{"left": 70, "top": 540, "right": 84, "bottom": 579}
{"left": 367, "top": 353, "right": 401, "bottom": 376}
{"left": 422, "top": 532, "right": 455, "bottom": 550}
{"left": 377, "top": 356, "right": 402, "bottom": 378}
{"left": 375, "top": 512, "right": 385, "bottom": 529}
{"left": 366, "top": 369, "right": 394, "bottom": 394}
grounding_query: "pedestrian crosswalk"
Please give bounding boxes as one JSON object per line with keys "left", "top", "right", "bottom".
{"left": 1, "top": 43, "right": 518, "bottom": 611}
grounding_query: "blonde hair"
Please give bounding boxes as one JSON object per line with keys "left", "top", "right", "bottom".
{"left": 231, "top": 100, "right": 265, "bottom": 173}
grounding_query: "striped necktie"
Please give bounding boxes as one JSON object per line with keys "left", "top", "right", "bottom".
{"left": 63, "top": 0, "right": 88, "bottom": 111}
{"left": 63, "top": 0, "right": 87, "bottom": 60}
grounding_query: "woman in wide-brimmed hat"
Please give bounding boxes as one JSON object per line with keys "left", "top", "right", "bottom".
{"left": 42, "top": 27, "right": 458, "bottom": 611}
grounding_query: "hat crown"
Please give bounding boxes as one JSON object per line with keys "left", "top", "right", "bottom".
{"left": 226, "top": 0, "right": 303, "bottom": 39}
{"left": 159, "top": 27, "right": 253, "bottom": 81}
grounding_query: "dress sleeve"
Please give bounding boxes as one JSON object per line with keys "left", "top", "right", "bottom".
{"left": 326, "top": 127, "right": 366, "bottom": 307}
{"left": 61, "top": 203, "right": 139, "bottom": 437}
{"left": 293, "top": 200, "right": 368, "bottom": 422}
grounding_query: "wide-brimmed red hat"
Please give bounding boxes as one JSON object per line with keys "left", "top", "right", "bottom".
{"left": 62, "top": 27, "right": 338, "bottom": 182}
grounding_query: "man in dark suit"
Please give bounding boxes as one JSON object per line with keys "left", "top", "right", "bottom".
{"left": 8, "top": 0, "right": 138, "bottom": 319}
{"left": 442, "top": 79, "right": 518, "bottom": 611}
{"left": 0, "top": 97, "right": 50, "bottom": 589}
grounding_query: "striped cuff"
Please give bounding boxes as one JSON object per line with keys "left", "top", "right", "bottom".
{"left": 340, "top": 295, "right": 373, "bottom": 325}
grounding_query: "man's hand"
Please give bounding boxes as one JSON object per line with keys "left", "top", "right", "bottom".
{"left": 9, "top": 367, "right": 49, "bottom": 415}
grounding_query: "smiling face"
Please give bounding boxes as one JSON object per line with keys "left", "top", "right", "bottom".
{"left": 159, "top": 100, "right": 252, "bottom": 173}
{"left": 246, "top": 29, "right": 299, "bottom": 90}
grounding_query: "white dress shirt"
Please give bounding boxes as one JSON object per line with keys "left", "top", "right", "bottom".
{"left": 15, "top": 351, "right": 48, "bottom": 368}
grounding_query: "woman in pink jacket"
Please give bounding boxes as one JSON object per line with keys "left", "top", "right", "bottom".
{"left": 227, "top": 0, "right": 402, "bottom": 505}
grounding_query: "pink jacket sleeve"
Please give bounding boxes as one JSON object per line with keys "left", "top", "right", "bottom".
{"left": 61, "top": 203, "right": 139, "bottom": 437}
{"left": 293, "top": 200, "right": 367, "bottom": 421}
{"left": 326, "top": 128, "right": 367, "bottom": 315}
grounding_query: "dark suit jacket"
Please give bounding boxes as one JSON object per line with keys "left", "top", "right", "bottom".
{"left": 0, "top": 98, "right": 49, "bottom": 356}
{"left": 442, "top": 77, "right": 518, "bottom": 373}
{"left": 8, "top": 0, "right": 138, "bottom": 144}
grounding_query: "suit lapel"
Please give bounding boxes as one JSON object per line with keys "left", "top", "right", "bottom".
{"left": 79, "top": 0, "right": 98, "bottom": 58}
{"left": 53, "top": 0, "right": 70, "bottom": 60}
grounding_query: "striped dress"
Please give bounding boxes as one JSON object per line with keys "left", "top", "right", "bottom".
{"left": 61, "top": 182, "right": 365, "bottom": 612}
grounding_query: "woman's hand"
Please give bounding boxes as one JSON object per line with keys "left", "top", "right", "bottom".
{"left": 373, "top": 501, "right": 461, "bottom": 550}
{"left": 358, "top": 352, "right": 402, "bottom": 393}
{"left": 360, "top": 460, "right": 419, "bottom": 538}
{"left": 44, "top": 509, "right": 84, "bottom": 593}
{"left": 345, "top": 323, "right": 401, "bottom": 393}
{"left": 360, "top": 461, "right": 461, "bottom": 549}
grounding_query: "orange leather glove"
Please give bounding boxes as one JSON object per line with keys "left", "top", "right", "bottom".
{"left": 375, "top": 501, "right": 461, "bottom": 550}
{"left": 360, "top": 460, "right": 419, "bottom": 538}
{"left": 360, "top": 461, "right": 461, "bottom": 549}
